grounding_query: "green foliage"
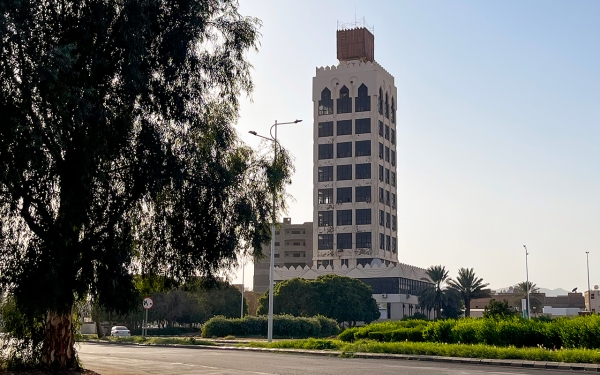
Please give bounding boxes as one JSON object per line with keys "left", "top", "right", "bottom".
{"left": 417, "top": 265, "right": 463, "bottom": 318}
{"left": 248, "top": 338, "right": 600, "bottom": 364}
{"left": 353, "top": 315, "right": 600, "bottom": 350}
{"left": 483, "top": 299, "right": 518, "bottom": 319}
{"left": 256, "top": 276, "right": 379, "bottom": 326}
{"left": 0, "top": 297, "right": 45, "bottom": 370}
{"left": 0, "top": 0, "right": 284, "bottom": 368}
{"left": 131, "top": 327, "right": 199, "bottom": 336}
{"left": 338, "top": 320, "right": 428, "bottom": 342}
{"left": 201, "top": 315, "right": 339, "bottom": 339}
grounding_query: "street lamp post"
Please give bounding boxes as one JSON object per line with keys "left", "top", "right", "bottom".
{"left": 249, "top": 119, "right": 302, "bottom": 342}
{"left": 523, "top": 245, "right": 531, "bottom": 319}
{"left": 241, "top": 258, "right": 245, "bottom": 319}
{"left": 586, "top": 251, "right": 591, "bottom": 312}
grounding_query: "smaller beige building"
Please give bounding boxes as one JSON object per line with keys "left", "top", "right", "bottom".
{"left": 253, "top": 218, "right": 313, "bottom": 293}
{"left": 584, "top": 287, "right": 600, "bottom": 313}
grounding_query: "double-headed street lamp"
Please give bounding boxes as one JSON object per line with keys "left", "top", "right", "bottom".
{"left": 249, "top": 119, "right": 302, "bottom": 342}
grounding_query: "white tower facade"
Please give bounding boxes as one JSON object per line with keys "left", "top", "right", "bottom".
{"left": 312, "top": 26, "right": 399, "bottom": 270}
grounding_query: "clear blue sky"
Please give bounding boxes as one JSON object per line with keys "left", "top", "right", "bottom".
{"left": 231, "top": 0, "right": 600, "bottom": 292}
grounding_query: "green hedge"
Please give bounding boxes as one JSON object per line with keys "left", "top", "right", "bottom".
{"left": 131, "top": 327, "right": 200, "bottom": 336}
{"left": 201, "top": 315, "right": 339, "bottom": 339}
{"left": 339, "top": 320, "right": 428, "bottom": 342}
{"left": 345, "top": 315, "right": 600, "bottom": 349}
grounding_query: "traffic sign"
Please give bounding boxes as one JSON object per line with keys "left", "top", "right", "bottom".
{"left": 142, "top": 296, "right": 154, "bottom": 310}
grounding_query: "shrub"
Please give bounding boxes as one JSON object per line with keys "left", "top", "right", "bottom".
{"left": 201, "top": 315, "right": 338, "bottom": 339}
{"left": 422, "top": 319, "right": 456, "bottom": 343}
{"left": 131, "top": 326, "right": 200, "bottom": 336}
{"left": 338, "top": 327, "right": 359, "bottom": 342}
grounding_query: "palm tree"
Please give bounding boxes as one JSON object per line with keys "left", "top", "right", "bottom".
{"left": 513, "top": 281, "right": 544, "bottom": 315}
{"left": 448, "top": 268, "right": 491, "bottom": 317}
{"left": 418, "top": 265, "right": 452, "bottom": 318}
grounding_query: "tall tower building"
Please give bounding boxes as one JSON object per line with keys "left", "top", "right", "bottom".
{"left": 313, "top": 23, "right": 398, "bottom": 269}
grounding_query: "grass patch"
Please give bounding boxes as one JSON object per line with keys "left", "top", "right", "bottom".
{"left": 81, "top": 335, "right": 215, "bottom": 346}
{"left": 241, "top": 338, "right": 600, "bottom": 364}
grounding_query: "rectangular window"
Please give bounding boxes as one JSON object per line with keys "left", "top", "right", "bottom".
{"left": 337, "top": 164, "right": 352, "bottom": 180}
{"left": 355, "top": 94, "right": 371, "bottom": 112}
{"left": 337, "top": 120, "right": 352, "bottom": 135}
{"left": 356, "top": 209, "right": 371, "bottom": 225}
{"left": 386, "top": 212, "right": 391, "bottom": 228}
{"left": 337, "top": 97, "right": 352, "bottom": 114}
{"left": 318, "top": 211, "right": 333, "bottom": 227}
{"left": 341, "top": 259, "right": 349, "bottom": 267}
{"left": 318, "top": 234, "right": 333, "bottom": 250}
{"left": 379, "top": 165, "right": 384, "bottom": 181}
{"left": 318, "top": 144, "right": 333, "bottom": 159}
{"left": 318, "top": 166, "right": 333, "bottom": 182}
{"left": 385, "top": 125, "right": 390, "bottom": 140}
{"left": 379, "top": 143, "right": 384, "bottom": 159}
{"left": 337, "top": 233, "right": 352, "bottom": 249}
{"left": 379, "top": 187, "right": 384, "bottom": 203}
{"left": 356, "top": 232, "right": 372, "bottom": 249}
{"left": 379, "top": 121, "right": 384, "bottom": 137}
{"left": 379, "top": 233, "right": 385, "bottom": 250}
{"left": 337, "top": 142, "right": 352, "bottom": 158}
{"left": 337, "top": 187, "right": 352, "bottom": 203}
{"left": 379, "top": 210, "right": 384, "bottom": 226}
{"left": 318, "top": 188, "right": 333, "bottom": 204}
{"left": 355, "top": 140, "right": 371, "bottom": 156}
{"left": 391, "top": 129, "right": 396, "bottom": 144}
{"left": 337, "top": 209, "right": 352, "bottom": 226}
{"left": 355, "top": 118, "right": 371, "bottom": 134}
{"left": 392, "top": 237, "right": 397, "bottom": 253}
{"left": 385, "top": 168, "right": 390, "bottom": 184}
{"left": 275, "top": 242, "right": 280, "bottom": 246}
{"left": 392, "top": 215, "right": 397, "bottom": 231}
{"left": 385, "top": 146, "right": 390, "bottom": 162}
{"left": 319, "top": 99, "right": 333, "bottom": 115}
{"left": 391, "top": 150, "right": 396, "bottom": 166}
{"left": 385, "top": 190, "right": 390, "bottom": 206}
{"left": 318, "top": 121, "right": 333, "bottom": 137}
{"left": 392, "top": 193, "right": 396, "bottom": 208}
{"left": 391, "top": 172, "right": 396, "bottom": 187}
{"left": 355, "top": 163, "right": 371, "bottom": 179}
{"left": 386, "top": 235, "right": 391, "bottom": 251}
{"left": 355, "top": 186, "right": 371, "bottom": 202}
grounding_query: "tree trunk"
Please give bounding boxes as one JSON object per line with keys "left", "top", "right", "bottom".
{"left": 41, "top": 310, "right": 78, "bottom": 370}
{"left": 465, "top": 298, "right": 471, "bottom": 317}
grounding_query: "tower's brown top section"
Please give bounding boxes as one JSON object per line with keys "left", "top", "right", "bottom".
{"left": 337, "top": 27, "right": 374, "bottom": 63}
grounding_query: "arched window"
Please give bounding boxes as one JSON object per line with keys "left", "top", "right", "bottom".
{"left": 385, "top": 92, "right": 389, "bottom": 119}
{"left": 337, "top": 85, "right": 352, "bottom": 113}
{"left": 391, "top": 97, "right": 396, "bottom": 124}
{"left": 318, "top": 88, "right": 333, "bottom": 115}
{"left": 355, "top": 84, "right": 371, "bottom": 112}
{"left": 378, "top": 87, "right": 383, "bottom": 115}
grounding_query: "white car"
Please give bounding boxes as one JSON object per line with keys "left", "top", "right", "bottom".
{"left": 110, "top": 326, "right": 131, "bottom": 337}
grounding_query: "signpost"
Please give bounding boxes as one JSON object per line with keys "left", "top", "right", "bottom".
{"left": 142, "top": 296, "right": 154, "bottom": 337}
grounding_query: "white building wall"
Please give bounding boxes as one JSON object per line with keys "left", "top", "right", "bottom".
{"left": 312, "top": 60, "right": 399, "bottom": 269}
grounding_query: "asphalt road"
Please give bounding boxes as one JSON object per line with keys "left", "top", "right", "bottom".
{"left": 78, "top": 343, "right": 578, "bottom": 375}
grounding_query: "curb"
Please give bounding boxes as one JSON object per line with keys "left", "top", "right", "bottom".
{"left": 82, "top": 340, "right": 600, "bottom": 372}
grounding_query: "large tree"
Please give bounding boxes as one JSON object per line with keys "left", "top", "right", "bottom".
{"left": 448, "top": 268, "right": 491, "bottom": 317}
{"left": 257, "top": 275, "right": 380, "bottom": 326}
{"left": 0, "top": 0, "right": 288, "bottom": 369}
